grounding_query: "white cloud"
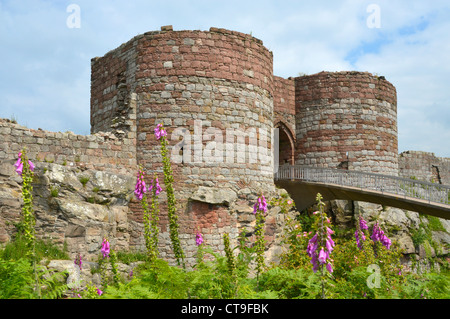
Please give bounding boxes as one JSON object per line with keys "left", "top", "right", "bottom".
{"left": 352, "top": 4, "right": 450, "bottom": 157}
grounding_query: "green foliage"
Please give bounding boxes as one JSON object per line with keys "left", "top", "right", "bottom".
{"left": 50, "top": 185, "right": 59, "bottom": 197}
{"left": 144, "top": 174, "right": 161, "bottom": 263}
{"left": 411, "top": 215, "right": 445, "bottom": 258}
{"left": 101, "top": 279, "right": 160, "bottom": 299}
{"left": 115, "top": 250, "right": 148, "bottom": 265}
{"left": 257, "top": 267, "right": 321, "bottom": 298}
{"left": 159, "top": 125, "right": 185, "bottom": 267}
{"left": 97, "top": 249, "right": 120, "bottom": 288}
{"left": 1, "top": 233, "right": 68, "bottom": 262}
{"left": 0, "top": 258, "right": 35, "bottom": 298}
{"left": 330, "top": 265, "right": 390, "bottom": 299}
{"left": 39, "top": 268, "right": 69, "bottom": 299}
{"left": 235, "top": 227, "right": 254, "bottom": 278}
{"left": 78, "top": 175, "right": 90, "bottom": 187}
{"left": 189, "top": 259, "right": 237, "bottom": 298}
{"left": 18, "top": 149, "right": 36, "bottom": 260}
{"left": 223, "top": 233, "right": 236, "bottom": 277}
{"left": 3, "top": 145, "right": 450, "bottom": 299}
{"left": 0, "top": 257, "right": 68, "bottom": 299}
{"left": 109, "top": 250, "right": 120, "bottom": 285}
{"left": 427, "top": 215, "right": 445, "bottom": 232}
{"left": 278, "top": 215, "right": 310, "bottom": 269}
{"left": 130, "top": 258, "right": 189, "bottom": 298}
{"left": 254, "top": 206, "right": 266, "bottom": 278}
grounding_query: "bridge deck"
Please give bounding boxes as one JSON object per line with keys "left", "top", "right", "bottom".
{"left": 274, "top": 166, "right": 450, "bottom": 219}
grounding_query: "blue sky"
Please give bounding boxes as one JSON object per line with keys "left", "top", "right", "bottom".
{"left": 0, "top": 0, "right": 449, "bottom": 157}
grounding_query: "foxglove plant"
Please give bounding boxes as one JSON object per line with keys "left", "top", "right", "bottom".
{"left": 135, "top": 166, "right": 161, "bottom": 262}
{"left": 195, "top": 231, "right": 203, "bottom": 247}
{"left": 371, "top": 222, "right": 392, "bottom": 250}
{"left": 253, "top": 194, "right": 267, "bottom": 280}
{"left": 14, "top": 149, "right": 36, "bottom": 260}
{"left": 223, "top": 233, "right": 236, "bottom": 278}
{"left": 14, "top": 149, "right": 40, "bottom": 296}
{"left": 148, "top": 174, "right": 161, "bottom": 261}
{"left": 134, "top": 166, "right": 147, "bottom": 201}
{"left": 99, "top": 237, "right": 119, "bottom": 287}
{"left": 154, "top": 123, "right": 168, "bottom": 140}
{"left": 155, "top": 122, "right": 185, "bottom": 268}
{"left": 14, "top": 151, "right": 35, "bottom": 176}
{"left": 74, "top": 253, "right": 83, "bottom": 271}
{"left": 195, "top": 230, "right": 204, "bottom": 266}
{"left": 306, "top": 193, "right": 334, "bottom": 298}
{"left": 101, "top": 237, "right": 110, "bottom": 259}
{"left": 253, "top": 195, "right": 268, "bottom": 214}
{"left": 355, "top": 215, "right": 369, "bottom": 250}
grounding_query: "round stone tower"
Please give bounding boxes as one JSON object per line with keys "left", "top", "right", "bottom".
{"left": 90, "top": 26, "right": 277, "bottom": 265}
{"left": 294, "top": 71, "right": 398, "bottom": 175}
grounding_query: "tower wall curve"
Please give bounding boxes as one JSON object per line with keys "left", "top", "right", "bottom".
{"left": 294, "top": 71, "right": 398, "bottom": 175}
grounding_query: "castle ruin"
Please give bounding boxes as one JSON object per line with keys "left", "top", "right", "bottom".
{"left": 0, "top": 26, "right": 448, "bottom": 265}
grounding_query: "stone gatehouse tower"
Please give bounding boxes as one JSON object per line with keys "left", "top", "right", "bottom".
{"left": 89, "top": 26, "right": 398, "bottom": 265}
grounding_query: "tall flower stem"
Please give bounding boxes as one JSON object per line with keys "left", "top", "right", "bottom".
{"left": 306, "top": 193, "right": 334, "bottom": 299}
{"left": 15, "top": 149, "right": 40, "bottom": 297}
{"left": 156, "top": 123, "right": 185, "bottom": 268}
{"left": 135, "top": 167, "right": 161, "bottom": 263}
{"left": 149, "top": 175, "right": 161, "bottom": 262}
{"left": 253, "top": 194, "right": 267, "bottom": 286}
{"left": 16, "top": 149, "right": 36, "bottom": 258}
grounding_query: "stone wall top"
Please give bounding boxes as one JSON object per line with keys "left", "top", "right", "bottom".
{"left": 399, "top": 150, "right": 450, "bottom": 185}
{"left": 0, "top": 118, "right": 136, "bottom": 175}
{"left": 295, "top": 71, "right": 397, "bottom": 106}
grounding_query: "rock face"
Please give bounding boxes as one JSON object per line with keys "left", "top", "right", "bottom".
{"left": 0, "top": 155, "right": 294, "bottom": 268}
{"left": 42, "top": 259, "right": 141, "bottom": 294}
{"left": 0, "top": 160, "right": 136, "bottom": 261}
{"left": 328, "top": 199, "right": 450, "bottom": 269}
{"left": 190, "top": 186, "right": 237, "bottom": 206}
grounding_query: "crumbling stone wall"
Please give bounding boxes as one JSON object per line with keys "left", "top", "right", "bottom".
{"left": 399, "top": 150, "right": 450, "bottom": 185}
{"left": 0, "top": 119, "right": 137, "bottom": 259}
{"left": 90, "top": 39, "right": 139, "bottom": 137}
{"left": 0, "top": 119, "right": 136, "bottom": 173}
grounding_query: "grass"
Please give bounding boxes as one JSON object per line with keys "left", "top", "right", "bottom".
{"left": 0, "top": 233, "right": 69, "bottom": 262}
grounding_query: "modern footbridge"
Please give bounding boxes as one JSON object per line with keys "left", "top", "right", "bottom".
{"left": 274, "top": 165, "right": 450, "bottom": 220}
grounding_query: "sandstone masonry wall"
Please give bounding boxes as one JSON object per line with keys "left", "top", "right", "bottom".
{"left": 91, "top": 27, "right": 279, "bottom": 265}
{"left": 273, "top": 76, "right": 296, "bottom": 165}
{"left": 294, "top": 71, "right": 398, "bottom": 175}
{"left": 399, "top": 150, "right": 450, "bottom": 185}
{"left": 0, "top": 119, "right": 137, "bottom": 259}
{"left": 0, "top": 119, "right": 136, "bottom": 172}
{"left": 90, "top": 38, "right": 139, "bottom": 137}
{"left": 273, "top": 76, "right": 296, "bottom": 134}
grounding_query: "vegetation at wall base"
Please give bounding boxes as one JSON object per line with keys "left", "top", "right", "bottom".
{"left": 1, "top": 142, "right": 449, "bottom": 300}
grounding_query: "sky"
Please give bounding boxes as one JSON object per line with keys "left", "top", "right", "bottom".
{"left": 0, "top": 0, "right": 449, "bottom": 157}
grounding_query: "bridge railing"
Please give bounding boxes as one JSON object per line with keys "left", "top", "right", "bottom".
{"left": 274, "top": 165, "right": 450, "bottom": 206}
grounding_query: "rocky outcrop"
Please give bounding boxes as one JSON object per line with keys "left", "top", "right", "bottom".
{"left": 327, "top": 199, "right": 450, "bottom": 270}
{"left": 0, "top": 159, "right": 136, "bottom": 261}
{"left": 2, "top": 151, "right": 447, "bottom": 271}
{"left": 41, "top": 259, "right": 142, "bottom": 295}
